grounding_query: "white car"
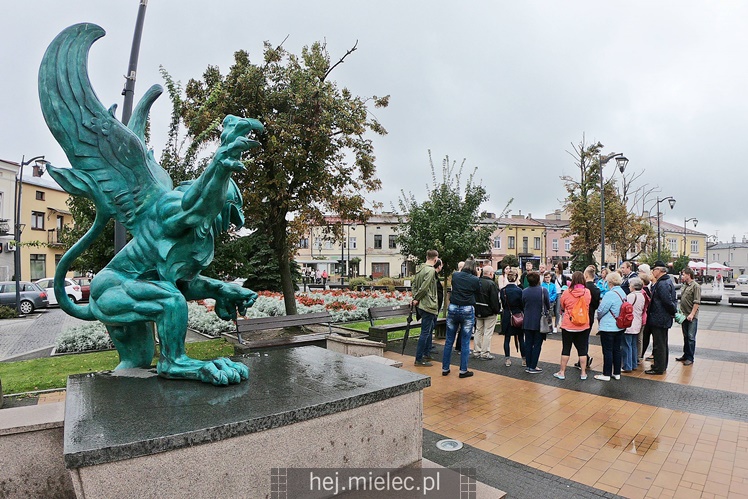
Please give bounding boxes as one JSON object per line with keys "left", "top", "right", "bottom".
{"left": 34, "top": 277, "right": 83, "bottom": 305}
{"left": 737, "top": 275, "right": 748, "bottom": 285}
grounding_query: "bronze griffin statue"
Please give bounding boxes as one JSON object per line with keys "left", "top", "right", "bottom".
{"left": 39, "top": 23, "right": 261, "bottom": 385}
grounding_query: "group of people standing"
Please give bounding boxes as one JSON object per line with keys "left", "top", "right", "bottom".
{"left": 410, "top": 251, "right": 701, "bottom": 381}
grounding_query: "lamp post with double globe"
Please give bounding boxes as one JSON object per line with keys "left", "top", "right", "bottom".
{"left": 599, "top": 152, "right": 629, "bottom": 269}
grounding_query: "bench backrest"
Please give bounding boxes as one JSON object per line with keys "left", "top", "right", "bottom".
{"left": 236, "top": 311, "right": 333, "bottom": 343}
{"left": 368, "top": 304, "right": 412, "bottom": 326}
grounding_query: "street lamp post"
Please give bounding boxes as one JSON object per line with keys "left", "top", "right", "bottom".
{"left": 682, "top": 217, "right": 698, "bottom": 256}
{"left": 14, "top": 155, "right": 48, "bottom": 315}
{"left": 347, "top": 223, "right": 356, "bottom": 278}
{"left": 655, "top": 196, "right": 677, "bottom": 260}
{"left": 599, "top": 152, "right": 629, "bottom": 269}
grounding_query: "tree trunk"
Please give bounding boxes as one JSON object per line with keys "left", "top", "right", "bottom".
{"left": 271, "top": 217, "right": 298, "bottom": 316}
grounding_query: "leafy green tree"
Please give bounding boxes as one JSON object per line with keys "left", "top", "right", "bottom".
{"left": 672, "top": 254, "right": 690, "bottom": 275}
{"left": 171, "top": 41, "right": 388, "bottom": 315}
{"left": 58, "top": 197, "right": 116, "bottom": 274}
{"left": 562, "top": 136, "right": 652, "bottom": 269}
{"left": 499, "top": 254, "right": 519, "bottom": 270}
{"left": 640, "top": 248, "right": 674, "bottom": 268}
{"left": 202, "top": 227, "right": 301, "bottom": 292}
{"left": 397, "top": 152, "right": 501, "bottom": 309}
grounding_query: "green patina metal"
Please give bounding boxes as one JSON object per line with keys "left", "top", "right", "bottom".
{"left": 39, "top": 23, "right": 262, "bottom": 385}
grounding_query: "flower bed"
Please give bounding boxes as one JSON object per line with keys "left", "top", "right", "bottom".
{"left": 239, "top": 290, "right": 412, "bottom": 323}
{"left": 55, "top": 290, "right": 412, "bottom": 353}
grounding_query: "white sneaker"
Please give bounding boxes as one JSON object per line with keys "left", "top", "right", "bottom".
{"left": 612, "top": 374, "right": 621, "bottom": 380}
{"left": 481, "top": 354, "right": 494, "bottom": 360}
{"left": 472, "top": 352, "right": 481, "bottom": 359}
{"left": 505, "top": 358, "right": 512, "bottom": 367}
{"left": 594, "top": 374, "right": 611, "bottom": 381}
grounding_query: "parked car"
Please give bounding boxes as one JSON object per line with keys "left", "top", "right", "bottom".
{"left": 737, "top": 275, "right": 748, "bottom": 285}
{"left": 72, "top": 277, "right": 92, "bottom": 301}
{"left": 0, "top": 281, "right": 49, "bottom": 314}
{"left": 34, "top": 277, "right": 83, "bottom": 306}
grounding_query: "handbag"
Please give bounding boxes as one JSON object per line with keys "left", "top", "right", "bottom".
{"left": 502, "top": 287, "right": 524, "bottom": 328}
{"left": 539, "top": 300, "right": 551, "bottom": 333}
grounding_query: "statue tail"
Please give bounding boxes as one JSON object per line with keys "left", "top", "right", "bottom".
{"left": 54, "top": 211, "right": 108, "bottom": 321}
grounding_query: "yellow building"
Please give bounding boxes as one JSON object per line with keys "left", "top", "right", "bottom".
{"left": 18, "top": 163, "right": 74, "bottom": 281}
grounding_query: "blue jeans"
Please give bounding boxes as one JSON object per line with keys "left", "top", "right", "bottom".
{"left": 523, "top": 330, "right": 543, "bottom": 369}
{"left": 599, "top": 330, "right": 623, "bottom": 376}
{"left": 681, "top": 318, "right": 698, "bottom": 362}
{"left": 441, "top": 304, "right": 474, "bottom": 373}
{"left": 621, "top": 334, "right": 638, "bottom": 371}
{"left": 415, "top": 310, "right": 437, "bottom": 361}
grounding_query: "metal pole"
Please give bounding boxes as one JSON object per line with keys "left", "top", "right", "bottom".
{"left": 14, "top": 157, "right": 25, "bottom": 315}
{"left": 600, "top": 154, "right": 605, "bottom": 269}
{"left": 657, "top": 200, "right": 661, "bottom": 261}
{"left": 340, "top": 223, "right": 345, "bottom": 285}
{"left": 14, "top": 155, "right": 44, "bottom": 315}
{"left": 115, "top": 0, "right": 149, "bottom": 254}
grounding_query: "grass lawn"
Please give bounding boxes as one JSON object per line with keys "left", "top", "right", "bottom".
{"left": 0, "top": 339, "right": 234, "bottom": 395}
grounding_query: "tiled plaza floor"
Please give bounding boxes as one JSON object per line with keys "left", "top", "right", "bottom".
{"left": 386, "top": 320, "right": 748, "bottom": 499}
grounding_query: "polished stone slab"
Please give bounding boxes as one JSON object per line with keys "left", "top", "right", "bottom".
{"left": 64, "top": 346, "right": 430, "bottom": 469}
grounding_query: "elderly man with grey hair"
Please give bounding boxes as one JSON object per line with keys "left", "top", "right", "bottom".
{"left": 473, "top": 265, "right": 501, "bottom": 360}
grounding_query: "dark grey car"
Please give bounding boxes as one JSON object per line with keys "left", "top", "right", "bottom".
{"left": 0, "top": 281, "right": 50, "bottom": 314}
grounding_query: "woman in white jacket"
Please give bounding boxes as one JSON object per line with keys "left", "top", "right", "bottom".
{"left": 622, "top": 277, "right": 647, "bottom": 372}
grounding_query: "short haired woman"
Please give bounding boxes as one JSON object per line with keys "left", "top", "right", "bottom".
{"left": 595, "top": 271, "right": 625, "bottom": 381}
{"left": 500, "top": 268, "right": 525, "bottom": 367}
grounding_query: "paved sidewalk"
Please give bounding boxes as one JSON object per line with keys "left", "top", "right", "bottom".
{"left": 388, "top": 321, "right": 748, "bottom": 498}
{"left": 0, "top": 308, "right": 86, "bottom": 361}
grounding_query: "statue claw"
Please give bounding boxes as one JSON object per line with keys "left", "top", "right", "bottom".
{"left": 158, "top": 356, "right": 249, "bottom": 385}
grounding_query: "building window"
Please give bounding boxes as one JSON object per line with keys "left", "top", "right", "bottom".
{"left": 35, "top": 191, "right": 45, "bottom": 201}
{"left": 668, "top": 238, "right": 678, "bottom": 252}
{"left": 389, "top": 235, "right": 397, "bottom": 249}
{"left": 493, "top": 237, "right": 501, "bottom": 249}
{"left": 564, "top": 239, "right": 570, "bottom": 251}
{"left": 30, "top": 254, "right": 46, "bottom": 281}
{"left": 534, "top": 237, "right": 541, "bottom": 250}
{"left": 508, "top": 236, "right": 515, "bottom": 249}
{"left": 522, "top": 237, "right": 528, "bottom": 253}
{"left": 298, "top": 237, "right": 309, "bottom": 249}
{"left": 690, "top": 240, "right": 698, "bottom": 254}
{"left": 374, "top": 234, "right": 382, "bottom": 249}
{"left": 323, "top": 240, "right": 334, "bottom": 250}
{"left": 349, "top": 237, "right": 357, "bottom": 249}
{"left": 31, "top": 211, "right": 45, "bottom": 230}
{"left": 552, "top": 239, "right": 558, "bottom": 250}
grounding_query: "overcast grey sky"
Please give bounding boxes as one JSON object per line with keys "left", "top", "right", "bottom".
{"left": 2, "top": 1, "right": 747, "bottom": 244}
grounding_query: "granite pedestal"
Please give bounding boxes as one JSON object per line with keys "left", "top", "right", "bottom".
{"left": 64, "top": 346, "right": 430, "bottom": 498}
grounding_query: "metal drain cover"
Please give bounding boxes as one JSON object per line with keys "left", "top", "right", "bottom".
{"left": 435, "top": 439, "right": 463, "bottom": 451}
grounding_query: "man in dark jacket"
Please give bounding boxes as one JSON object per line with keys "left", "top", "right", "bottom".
{"left": 473, "top": 265, "right": 501, "bottom": 360}
{"left": 645, "top": 261, "right": 677, "bottom": 375}
{"left": 620, "top": 261, "right": 638, "bottom": 295}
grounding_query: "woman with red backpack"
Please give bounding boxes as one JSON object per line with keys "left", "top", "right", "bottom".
{"left": 553, "top": 271, "right": 591, "bottom": 380}
{"left": 595, "top": 272, "right": 627, "bottom": 381}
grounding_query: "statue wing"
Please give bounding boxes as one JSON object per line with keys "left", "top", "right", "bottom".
{"left": 39, "top": 23, "right": 172, "bottom": 229}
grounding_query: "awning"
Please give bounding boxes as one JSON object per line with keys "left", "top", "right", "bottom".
{"left": 47, "top": 207, "right": 72, "bottom": 215}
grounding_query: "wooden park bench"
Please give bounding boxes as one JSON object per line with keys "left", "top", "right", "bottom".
{"left": 327, "top": 284, "right": 348, "bottom": 290}
{"left": 729, "top": 296, "right": 748, "bottom": 306}
{"left": 394, "top": 286, "right": 412, "bottom": 292}
{"left": 307, "top": 284, "right": 326, "bottom": 291}
{"left": 724, "top": 283, "right": 736, "bottom": 289}
{"left": 233, "top": 311, "right": 333, "bottom": 347}
{"left": 741, "top": 291, "right": 748, "bottom": 296}
{"left": 367, "top": 304, "right": 446, "bottom": 344}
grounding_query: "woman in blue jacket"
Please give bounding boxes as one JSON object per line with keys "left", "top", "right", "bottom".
{"left": 595, "top": 271, "right": 625, "bottom": 381}
{"left": 541, "top": 272, "right": 558, "bottom": 332}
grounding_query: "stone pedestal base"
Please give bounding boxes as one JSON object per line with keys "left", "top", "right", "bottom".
{"left": 64, "top": 346, "right": 430, "bottom": 499}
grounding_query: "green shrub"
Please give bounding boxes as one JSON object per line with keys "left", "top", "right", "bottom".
{"left": 0, "top": 306, "right": 18, "bottom": 319}
{"left": 54, "top": 322, "right": 114, "bottom": 353}
{"left": 348, "top": 276, "right": 373, "bottom": 290}
{"left": 376, "top": 277, "right": 396, "bottom": 291}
